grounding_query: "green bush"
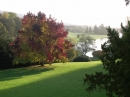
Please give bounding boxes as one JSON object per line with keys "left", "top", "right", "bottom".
{"left": 73, "top": 55, "right": 91, "bottom": 62}
{"left": 0, "top": 39, "right": 14, "bottom": 69}
{"left": 91, "top": 57, "right": 100, "bottom": 61}
{"left": 66, "top": 48, "right": 77, "bottom": 61}
{"left": 0, "top": 39, "right": 38, "bottom": 69}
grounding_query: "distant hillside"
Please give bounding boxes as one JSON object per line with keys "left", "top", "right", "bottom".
{"left": 0, "top": 10, "right": 24, "bottom": 18}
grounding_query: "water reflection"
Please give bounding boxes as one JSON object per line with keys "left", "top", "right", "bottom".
{"left": 86, "top": 38, "right": 108, "bottom": 57}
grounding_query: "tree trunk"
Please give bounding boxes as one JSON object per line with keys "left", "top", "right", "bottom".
{"left": 41, "top": 61, "right": 44, "bottom": 66}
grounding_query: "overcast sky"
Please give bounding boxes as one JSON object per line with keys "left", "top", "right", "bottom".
{"left": 1, "top": 0, "right": 130, "bottom": 27}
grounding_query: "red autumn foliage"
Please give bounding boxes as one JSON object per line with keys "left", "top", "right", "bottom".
{"left": 10, "top": 12, "right": 73, "bottom": 64}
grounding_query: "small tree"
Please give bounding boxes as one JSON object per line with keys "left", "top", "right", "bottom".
{"left": 93, "top": 25, "right": 99, "bottom": 35}
{"left": 84, "top": 21, "right": 130, "bottom": 97}
{"left": 0, "top": 22, "right": 8, "bottom": 39}
{"left": 85, "top": 26, "right": 89, "bottom": 34}
{"left": 66, "top": 47, "right": 77, "bottom": 61}
{"left": 76, "top": 35, "right": 95, "bottom": 55}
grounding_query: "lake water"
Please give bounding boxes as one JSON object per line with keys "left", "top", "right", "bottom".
{"left": 86, "top": 38, "right": 108, "bottom": 57}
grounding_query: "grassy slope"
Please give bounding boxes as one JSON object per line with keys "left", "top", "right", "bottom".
{"left": 68, "top": 32, "right": 107, "bottom": 39}
{"left": 0, "top": 61, "right": 107, "bottom": 97}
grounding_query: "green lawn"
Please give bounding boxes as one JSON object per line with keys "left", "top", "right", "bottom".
{"left": 68, "top": 32, "right": 107, "bottom": 39}
{"left": 0, "top": 61, "right": 107, "bottom": 97}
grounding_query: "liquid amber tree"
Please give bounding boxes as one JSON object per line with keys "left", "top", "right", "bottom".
{"left": 10, "top": 12, "right": 73, "bottom": 65}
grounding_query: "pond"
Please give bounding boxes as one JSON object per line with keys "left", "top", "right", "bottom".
{"left": 86, "top": 38, "right": 108, "bottom": 57}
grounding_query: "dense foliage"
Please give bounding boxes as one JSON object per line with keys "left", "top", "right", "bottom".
{"left": 0, "top": 12, "right": 22, "bottom": 69}
{"left": 73, "top": 55, "right": 91, "bottom": 62}
{"left": 84, "top": 21, "right": 130, "bottom": 97}
{"left": 0, "top": 22, "right": 8, "bottom": 39}
{"left": 0, "top": 39, "right": 13, "bottom": 69}
{"left": 0, "top": 12, "right": 21, "bottom": 40}
{"left": 10, "top": 12, "right": 73, "bottom": 65}
{"left": 66, "top": 48, "right": 77, "bottom": 61}
{"left": 76, "top": 35, "right": 95, "bottom": 55}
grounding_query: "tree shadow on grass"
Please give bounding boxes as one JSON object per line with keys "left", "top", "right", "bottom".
{"left": 0, "top": 65, "right": 54, "bottom": 81}
{"left": 0, "top": 63, "right": 107, "bottom": 97}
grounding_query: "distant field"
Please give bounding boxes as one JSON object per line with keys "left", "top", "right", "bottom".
{"left": 68, "top": 32, "right": 107, "bottom": 39}
{"left": 0, "top": 61, "right": 107, "bottom": 97}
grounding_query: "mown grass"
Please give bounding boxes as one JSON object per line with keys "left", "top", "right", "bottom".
{"left": 68, "top": 32, "right": 107, "bottom": 39}
{"left": 0, "top": 61, "right": 107, "bottom": 97}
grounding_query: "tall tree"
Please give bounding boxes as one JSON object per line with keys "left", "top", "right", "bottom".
{"left": 88, "top": 27, "right": 92, "bottom": 34}
{"left": 14, "top": 17, "right": 22, "bottom": 34}
{"left": 10, "top": 12, "right": 73, "bottom": 65}
{"left": 85, "top": 26, "right": 89, "bottom": 34}
{"left": 93, "top": 25, "right": 99, "bottom": 34}
{"left": 2, "top": 12, "right": 10, "bottom": 19}
{"left": 84, "top": 21, "right": 130, "bottom": 97}
{"left": 8, "top": 12, "right": 17, "bottom": 18}
{"left": 99, "top": 24, "right": 108, "bottom": 35}
{"left": 0, "top": 38, "right": 13, "bottom": 69}
{"left": 7, "top": 18, "right": 16, "bottom": 39}
{"left": 0, "top": 11, "right": 21, "bottom": 40}
{"left": 0, "top": 22, "right": 8, "bottom": 39}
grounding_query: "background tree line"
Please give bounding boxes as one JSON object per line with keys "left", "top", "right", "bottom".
{"left": 65, "top": 24, "right": 108, "bottom": 35}
{"left": 0, "top": 11, "right": 110, "bottom": 40}
{"left": 0, "top": 12, "right": 78, "bottom": 69}
{"left": 0, "top": 11, "right": 22, "bottom": 69}
{"left": 0, "top": 11, "right": 21, "bottom": 40}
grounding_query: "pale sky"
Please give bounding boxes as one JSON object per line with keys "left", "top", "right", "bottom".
{"left": 1, "top": 0, "right": 130, "bottom": 27}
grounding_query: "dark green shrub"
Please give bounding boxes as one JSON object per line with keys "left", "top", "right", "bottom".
{"left": 91, "top": 57, "right": 100, "bottom": 61}
{"left": 92, "top": 50, "right": 105, "bottom": 58}
{"left": 66, "top": 48, "right": 81, "bottom": 62}
{"left": 84, "top": 21, "right": 130, "bottom": 97}
{"left": 73, "top": 55, "right": 91, "bottom": 62}
{"left": 0, "top": 39, "right": 14, "bottom": 69}
{"left": 0, "top": 39, "right": 40, "bottom": 69}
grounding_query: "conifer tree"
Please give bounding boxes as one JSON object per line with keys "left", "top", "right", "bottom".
{"left": 84, "top": 21, "right": 130, "bottom": 97}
